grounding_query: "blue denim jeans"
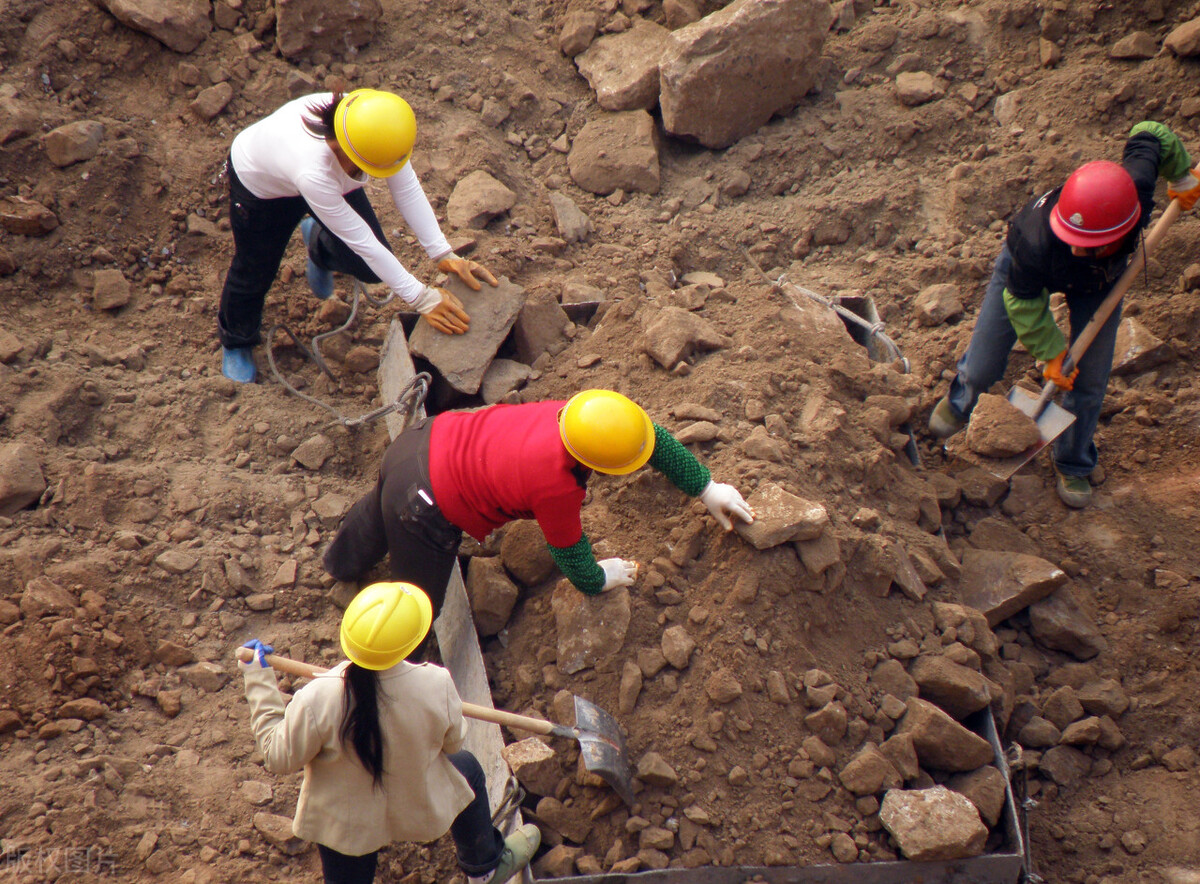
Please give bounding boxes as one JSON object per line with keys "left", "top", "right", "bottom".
{"left": 947, "top": 244, "right": 1123, "bottom": 477}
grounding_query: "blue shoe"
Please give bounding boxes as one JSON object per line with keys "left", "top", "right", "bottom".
{"left": 300, "top": 217, "right": 334, "bottom": 300}
{"left": 221, "top": 346, "right": 257, "bottom": 383}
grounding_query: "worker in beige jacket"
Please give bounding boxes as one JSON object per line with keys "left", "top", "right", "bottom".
{"left": 240, "top": 582, "right": 539, "bottom": 884}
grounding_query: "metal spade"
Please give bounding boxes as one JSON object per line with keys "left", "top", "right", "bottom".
{"left": 236, "top": 649, "right": 636, "bottom": 807}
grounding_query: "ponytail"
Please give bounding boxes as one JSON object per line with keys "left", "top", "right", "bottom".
{"left": 302, "top": 92, "right": 344, "bottom": 140}
{"left": 340, "top": 663, "right": 385, "bottom": 788}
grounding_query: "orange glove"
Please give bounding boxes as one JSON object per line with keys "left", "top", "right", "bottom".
{"left": 1043, "top": 349, "right": 1079, "bottom": 391}
{"left": 437, "top": 254, "right": 498, "bottom": 291}
{"left": 1168, "top": 169, "right": 1200, "bottom": 211}
{"left": 423, "top": 288, "right": 470, "bottom": 335}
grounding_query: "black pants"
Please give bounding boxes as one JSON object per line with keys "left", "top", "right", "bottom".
{"left": 323, "top": 418, "right": 462, "bottom": 619}
{"left": 217, "top": 158, "right": 393, "bottom": 349}
{"left": 316, "top": 751, "right": 506, "bottom": 883}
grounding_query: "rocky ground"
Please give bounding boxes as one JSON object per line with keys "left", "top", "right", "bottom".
{"left": 2, "top": 0, "right": 1200, "bottom": 882}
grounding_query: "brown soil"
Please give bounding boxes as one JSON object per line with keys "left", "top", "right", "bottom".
{"left": 3, "top": 1, "right": 1200, "bottom": 882}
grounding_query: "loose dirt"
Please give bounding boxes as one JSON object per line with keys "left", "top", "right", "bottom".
{"left": 3, "top": 1, "right": 1200, "bottom": 882}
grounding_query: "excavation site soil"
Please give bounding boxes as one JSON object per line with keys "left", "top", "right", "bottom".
{"left": 2, "top": 0, "right": 1200, "bottom": 882}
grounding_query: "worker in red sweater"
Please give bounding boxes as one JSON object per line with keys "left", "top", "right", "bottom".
{"left": 323, "top": 390, "right": 754, "bottom": 616}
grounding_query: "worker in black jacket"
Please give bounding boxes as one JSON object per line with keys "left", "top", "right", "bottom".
{"left": 928, "top": 122, "right": 1200, "bottom": 507}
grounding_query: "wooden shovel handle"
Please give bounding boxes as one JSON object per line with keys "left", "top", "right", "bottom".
{"left": 235, "top": 649, "right": 557, "bottom": 736}
{"left": 1029, "top": 198, "right": 1182, "bottom": 418}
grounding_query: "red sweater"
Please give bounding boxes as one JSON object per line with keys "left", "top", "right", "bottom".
{"left": 427, "top": 401, "right": 587, "bottom": 547}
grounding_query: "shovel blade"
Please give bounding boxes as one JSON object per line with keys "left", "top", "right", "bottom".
{"left": 945, "top": 387, "right": 1078, "bottom": 481}
{"left": 573, "top": 696, "right": 636, "bottom": 806}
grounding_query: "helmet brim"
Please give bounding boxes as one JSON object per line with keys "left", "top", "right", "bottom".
{"left": 1049, "top": 199, "right": 1137, "bottom": 248}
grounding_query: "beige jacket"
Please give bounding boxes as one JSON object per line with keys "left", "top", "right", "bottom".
{"left": 242, "top": 659, "right": 475, "bottom": 856}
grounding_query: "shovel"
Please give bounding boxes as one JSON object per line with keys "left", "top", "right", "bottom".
{"left": 235, "top": 649, "right": 637, "bottom": 806}
{"left": 949, "top": 198, "right": 1182, "bottom": 481}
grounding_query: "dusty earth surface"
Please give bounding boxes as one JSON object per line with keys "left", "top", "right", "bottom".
{"left": 3, "top": 0, "right": 1200, "bottom": 882}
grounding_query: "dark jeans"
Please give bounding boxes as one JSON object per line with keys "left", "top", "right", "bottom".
{"left": 217, "top": 157, "right": 393, "bottom": 349}
{"left": 946, "top": 244, "right": 1123, "bottom": 477}
{"left": 323, "top": 418, "right": 462, "bottom": 619}
{"left": 315, "top": 751, "right": 504, "bottom": 883}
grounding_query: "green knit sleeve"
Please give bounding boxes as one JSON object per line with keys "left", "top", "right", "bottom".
{"left": 1130, "top": 121, "right": 1194, "bottom": 181}
{"left": 647, "top": 423, "right": 711, "bottom": 497}
{"left": 1002, "top": 287, "right": 1067, "bottom": 363}
{"left": 547, "top": 535, "right": 605, "bottom": 596}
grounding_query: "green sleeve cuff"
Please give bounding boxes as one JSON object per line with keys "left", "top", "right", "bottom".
{"left": 1002, "top": 288, "right": 1066, "bottom": 362}
{"left": 547, "top": 535, "right": 604, "bottom": 595}
{"left": 1130, "top": 121, "right": 1194, "bottom": 181}
{"left": 647, "top": 423, "right": 711, "bottom": 497}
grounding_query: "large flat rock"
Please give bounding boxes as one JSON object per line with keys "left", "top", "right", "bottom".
{"left": 659, "top": 0, "right": 831, "bottom": 148}
{"left": 959, "top": 548, "right": 1068, "bottom": 627}
{"left": 408, "top": 276, "right": 525, "bottom": 394}
{"left": 100, "top": 0, "right": 212, "bottom": 53}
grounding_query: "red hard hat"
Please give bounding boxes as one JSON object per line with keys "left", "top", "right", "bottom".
{"left": 1049, "top": 160, "right": 1139, "bottom": 248}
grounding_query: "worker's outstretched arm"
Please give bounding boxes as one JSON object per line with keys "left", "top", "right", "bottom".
{"left": 647, "top": 424, "right": 754, "bottom": 529}
{"left": 546, "top": 534, "right": 636, "bottom": 595}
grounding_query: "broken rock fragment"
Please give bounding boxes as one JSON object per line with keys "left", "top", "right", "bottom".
{"left": 568, "top": 110, "right": 661, "bottom": 196}
{"left": 576, "top": 20, "right": 669, "bottom": 111}
{"left": 447, "top": 170, "right": 517, "bottom": 230}
{"left": 548, "top": 192, "right": 593, "bottom": 243}
{"left": 92, "top": 269, "right": 132, "bottom": 311}
{"left": 465, "top": 557, "right": 520, "bottom": 637}
{"left": 409, "top": 277, "right": 525, "bottom": 395}
{"left": 659, "top": 0, "right": 831, "bottom": 149}
{"left": 275, "top": 0, "right": 380, "bottom": 59}
{"left": 880, "top": 785, "right": 987, "bottom": 861}
{"left": 1027, "top": 588, "right": 1108, "bottom": 660}
{"left": 965, "top": 393, "right": 1041, "bottom": 457}
{"left": 551, "top": 581, "right": 630, "bottom": 674}
{"left": 0, "top": 443, "right": 47, "bottom": 516}
{"left": 100, "top": 0, "right": 213, "bottom": 52}
{"left": 896, "top": 697, "right": 993, "bottom": 772}
{"left": 733, "top": 482, "right": 827, "bottom": 549}
{"left": 44, "top": 120, "right": 105, "bottom": 167}
{"left": 908, "top": 655, "right": 995, "bottom": 720}
{"left": 641, "top": 306, "right": 730, "bottom": 369}
{"left": 1111, "top": 317, "right": 1173, "bottom": 375}
{"left": 502, "top": 737, "right": 559, "bottom": 796}
{"left": 959, "top": 548, "right": 1067, "bottom": 626}
{"left": 0, "top": 196, "right": 59, "bottom": 236}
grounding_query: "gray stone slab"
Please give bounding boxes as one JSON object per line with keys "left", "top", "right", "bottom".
{"left": 959, "top": 548, "right": 1068, "bottom": 627}
{"left": 408, "top": 276, "right": 526, "bottom": 394}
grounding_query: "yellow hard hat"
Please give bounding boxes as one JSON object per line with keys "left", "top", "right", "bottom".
{"left": 340, "top": 582, "right": 433, "bottom": 670}
{"left": 333, "top": 90, "right": 417, "bottom": 178}
{"left": 559, "top": 390, "right": 655, "bottom": 475}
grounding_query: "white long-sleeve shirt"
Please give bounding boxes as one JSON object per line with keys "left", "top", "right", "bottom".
{"left": 230, "top": 93, "right": 452, "bottom": 308}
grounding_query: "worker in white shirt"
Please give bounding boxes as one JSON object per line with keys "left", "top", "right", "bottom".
{"left": 216, "top": 89, "right": 498, "bottom": 383}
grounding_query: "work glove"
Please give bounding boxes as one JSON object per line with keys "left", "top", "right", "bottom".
{"left": 699, "top": 481, "right": 755, "bottom": 531}
{"left": 242, "top": 639, "right": 274, "bottom": 668}
{"left": 1168, "top": 168, "right": 1200, "bottom": 211}
{"left": 418, "top": 286, "right": 471, "bottom": 335}
{"left": 437, "top": 254, "right": 499, "bottom": 291}
{"left": 597, "top": 557, "right": 637, "bottom": 592}
{"left": 1043, "top": 349, "right": 1079, "bottom": 391}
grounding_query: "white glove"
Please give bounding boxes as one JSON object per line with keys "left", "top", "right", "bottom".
{"left": 598, "top": 557, "right": 637, "bottom": 592}
{"left": 699, "top": 480, "right": 754, "bottom": 530}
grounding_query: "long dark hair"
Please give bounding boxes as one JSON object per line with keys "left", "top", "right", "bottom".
{"left": 303, "top": 92, "right": 344, "bottom": 140}
{"left": 340, "top": 662, "right": 385, "bottom": 788}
